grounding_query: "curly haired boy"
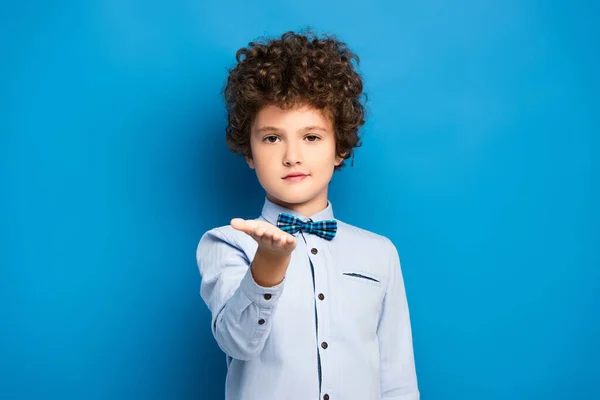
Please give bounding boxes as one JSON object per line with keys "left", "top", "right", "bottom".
{"left": 196, "top": 30, "right": 419, "bottom": 400}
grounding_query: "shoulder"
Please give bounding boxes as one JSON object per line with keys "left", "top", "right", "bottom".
{"left": 336, "top": 219, "right": 397, "bottom": 255}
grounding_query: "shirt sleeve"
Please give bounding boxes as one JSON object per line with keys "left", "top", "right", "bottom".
{"left": 377, "top": 239, "right": 420, "bottom": 400}
{"left": 196, "top": 227, "right": 285, "bottom": 361}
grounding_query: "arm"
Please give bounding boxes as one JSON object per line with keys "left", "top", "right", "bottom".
{"left": 196, "top": 228, "right": 287, "bottom": 361}
{"left": 377, "top": 240, "right": 420, "bottom": 400}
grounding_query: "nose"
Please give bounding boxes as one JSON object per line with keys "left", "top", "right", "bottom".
{"left": 283, "top": 143, "right": 302, "bottom": 166}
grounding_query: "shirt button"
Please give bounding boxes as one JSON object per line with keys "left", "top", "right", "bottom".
{"left": 323, "top": 395, "right": 330, "bottom": 400}
{"left": 263, "top": 293, "right": 272, "bottom": 300}
{"left": 258, "top": 319, "right": 265, "bottom": 325}
{"left": 311, "top": 248, "right": 318, "bottom": 255}
{"left": 321, "top": 342, "right": 328, "bottom": 349}
{"left": 318, "top": 293, "right": 325, "bottom": 300}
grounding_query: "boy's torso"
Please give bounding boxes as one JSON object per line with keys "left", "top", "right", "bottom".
{"left": 215, "top": 217, "right": 395, "bottom": 400}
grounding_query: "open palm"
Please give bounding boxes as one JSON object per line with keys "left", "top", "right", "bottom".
{"left": 230, "top": 218, "right": 297, "bottom": 253}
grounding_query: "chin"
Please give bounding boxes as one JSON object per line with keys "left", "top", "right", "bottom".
{"left": 270, "top": 193, "right": 307, "bottom": 205}
{"left": 267, "top": 190, "right": 318, "bottom": 206}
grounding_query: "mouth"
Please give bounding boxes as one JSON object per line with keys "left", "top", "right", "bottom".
{"left": 283, "top": 173, "right": 308, "bottom": 182}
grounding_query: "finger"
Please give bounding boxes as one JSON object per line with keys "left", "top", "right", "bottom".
{"left": 282, "top": 235, "right": 294, "bottom": 249}
{"left": 259, "top": 231, "right": 276, "bottom": 248}
{"left": 263, "top": 231, "right": 276, "bottom": 247}
{"left": 231, "top": 218, "right": 259, "bottom": 235}
{"left": 230, "top": 218, "right": 245, "bottom": 231}
{"left": 245, "top": 221, "right": 258, "bottom": 235}
{"left": 271, "top": 233, "right": 284, "bottom": 248}
{"left": 264, "top": 230, "right": 284, "bottom": 249}
{"left": 283, "top": 235, "right": 296, "bottom": 249}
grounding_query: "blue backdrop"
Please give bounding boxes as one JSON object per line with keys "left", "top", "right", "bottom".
{"left": 1, "top": 1, "right": 598, "bottom": 399}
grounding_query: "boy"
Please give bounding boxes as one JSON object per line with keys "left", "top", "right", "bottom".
{"left": 196, "top": 30, "right": 419, "bottom": 400}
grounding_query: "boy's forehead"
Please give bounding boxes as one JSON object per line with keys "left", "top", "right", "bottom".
{"left": 252, "top": 104, "right": 333, "bottom": 131}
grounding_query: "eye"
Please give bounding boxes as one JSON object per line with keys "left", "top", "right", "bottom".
{"left": 263, "top": 136, "right": 280, "bottom": 143}
{"left": 305, "top": 135, "right": 321, "bottom": 142}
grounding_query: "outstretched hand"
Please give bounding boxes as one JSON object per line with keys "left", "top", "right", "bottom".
{"left": 230, "top": 218, "right": 297, "bottom": 253}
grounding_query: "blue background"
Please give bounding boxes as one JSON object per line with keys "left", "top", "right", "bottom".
{"left": 1, "top": 1, "right": 598, "bottom": 399}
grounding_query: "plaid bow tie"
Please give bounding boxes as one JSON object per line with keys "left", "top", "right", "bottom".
{"left": 276, "top": 212, "right": 337, "bottom": 241}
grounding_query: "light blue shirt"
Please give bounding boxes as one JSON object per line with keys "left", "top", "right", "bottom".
{"left": 196, "top": 197, "right": 419, "bottom": 400}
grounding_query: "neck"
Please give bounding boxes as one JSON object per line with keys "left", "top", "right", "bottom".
{"left": 267, "top": 193, "right": 328, "bottom": 218}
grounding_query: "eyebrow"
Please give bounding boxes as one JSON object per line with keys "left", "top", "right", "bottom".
{"left": 256, "top": 126, "right": 329, "bottom": 134}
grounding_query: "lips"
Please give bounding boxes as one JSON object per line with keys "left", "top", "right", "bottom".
{"left": 284, "top": 173, "right": 307, "bottom": 178}
{"left": 283, "top": 172, "right": 308, "bottom": 182}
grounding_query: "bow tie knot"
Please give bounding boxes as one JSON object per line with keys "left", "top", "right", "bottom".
{"left": 276, "top": 212, "right": 337, "bottom": 241}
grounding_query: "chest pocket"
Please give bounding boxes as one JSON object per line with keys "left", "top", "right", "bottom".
{"left": 335, "top": 269, "right": 385, "bottom": 340}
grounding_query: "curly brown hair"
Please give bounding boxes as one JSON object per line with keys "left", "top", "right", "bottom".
{"left": 223, "top": 30, "right": 366, "bottom": 171}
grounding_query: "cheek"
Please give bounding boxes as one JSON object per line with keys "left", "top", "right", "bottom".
{"left": 254, "top": 152, "right": 278, "bottom": 170}
{"left": 252, "top": 152, "right": 280, "bottom": 179}
{"left": 315, "top": 146, "right": 339, "bottom": 169}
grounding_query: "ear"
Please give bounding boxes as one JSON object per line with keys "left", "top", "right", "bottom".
{"left": 334, "top": 152, "right": 346, "bottom": 167}
{"left": 246, "top": 156, "right": 255, "bottom": 169}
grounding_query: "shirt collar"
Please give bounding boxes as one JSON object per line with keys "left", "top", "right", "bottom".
{"left": 260, "top": 196, "right": 335, "bottom": 225}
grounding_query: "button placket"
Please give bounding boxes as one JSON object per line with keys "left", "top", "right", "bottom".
{"left": 307, "top": 238, "right": 332, "bottom": 396}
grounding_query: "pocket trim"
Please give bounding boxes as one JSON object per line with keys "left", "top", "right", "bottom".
{"left": 342, "top": 272, "right": 380, "bottom": 283}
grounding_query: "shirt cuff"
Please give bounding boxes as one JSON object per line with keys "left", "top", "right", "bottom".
{"left": 239, "top": 267, "right": 285, "bottom": 308}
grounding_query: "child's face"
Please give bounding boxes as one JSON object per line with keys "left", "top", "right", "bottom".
{"left": 247, "top": 104, "right": 343, "bottom": 215}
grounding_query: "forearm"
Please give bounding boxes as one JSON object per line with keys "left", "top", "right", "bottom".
{"left": 212, "top": 267, "right": 284, "bottom": 360}
{"left": 212, "top": 246, "right": 291, "bottom": 360}
{"left": 198, "top": 226, "right": 294, "bottom": 361}
{"left": 250, "top": 247, "right": 291, "bottom": 287}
